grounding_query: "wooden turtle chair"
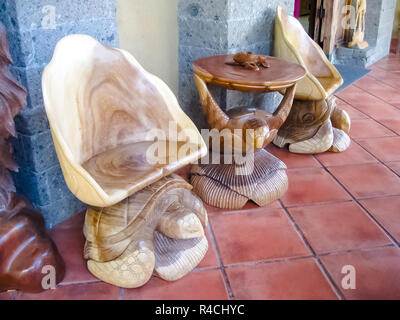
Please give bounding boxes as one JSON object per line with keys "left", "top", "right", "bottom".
{"left": 273, "top": 6, "right": 351, "bottom": 154}
{"left": 42, "top": 35, "right": 209, "bottom": 288}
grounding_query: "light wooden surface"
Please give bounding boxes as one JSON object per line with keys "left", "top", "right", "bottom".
{"left": 43, "top": 35, "right": 209, "bottom": 289}
{"left": 84, "top": 174, "right": 208, "bottom": 288}
{"left": 273, "top": 6, "right": 350, "bottom": 154}
{"left": 42, "top": 35, "right": 207, "bottom": 207}
{"left": 275, "top": 6, "right": 343, "bottom": 100}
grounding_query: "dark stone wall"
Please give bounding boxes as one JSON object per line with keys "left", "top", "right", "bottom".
{"left": 178, "top": 0, "right": 295, "bottom": 130}
{"left": 0, "top": 0, "right": 119, "bottom": 228}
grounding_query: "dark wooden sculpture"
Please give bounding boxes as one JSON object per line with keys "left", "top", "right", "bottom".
{"left": 0, "top": 23, "right": 65, "bottom": 293}
{"left": 225, "top": 52, "right": 270, "bottom": 71}
{"left": 191, "top": 55, "right": 306, "bottom": 209}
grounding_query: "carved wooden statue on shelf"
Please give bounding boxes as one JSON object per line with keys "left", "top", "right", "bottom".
{"left": 42, "top": 35, "right": 209, "bottom": 288}
{"left": 190, "top": 54, "right": 306, "bottom": 209}
{"left": 347, "top": 0, "right": 368, "bottom": 50}
{"left": 0, "top": 23, "right": 65, "bottom": 293}
{"left": 273, "top": 6, "right": 351, "bottom": 154}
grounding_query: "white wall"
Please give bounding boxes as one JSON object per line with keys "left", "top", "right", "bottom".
{"left": 116, "top": 0, "right": 179, "bottom": 94}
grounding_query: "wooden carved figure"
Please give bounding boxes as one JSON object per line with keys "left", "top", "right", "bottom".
{"left": 225, "top": 52, "right": 270, "bottom": 71}
{"left": 273, "top": 6, "right": 351, "bottom": 154}
{"left": 190, "top": 55, "right": 306, "bottom": 209}
{"left": 42, "top": 35, "right": 209, "bottom": 288}
{"left": 0, "top": 23, "right": 65, "bottom": 293}
{"left": 347, "top": 0, "right": 368, "bottom": 50}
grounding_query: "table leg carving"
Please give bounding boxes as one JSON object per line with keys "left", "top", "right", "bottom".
{"left": 190, "top": 76, "right": 294, "bottom": 209}
{"left": 83, "top": 174, "right": 208, "bottom": 288}
{"left": 273, "top": 96, "right": 351, "bottom": 154}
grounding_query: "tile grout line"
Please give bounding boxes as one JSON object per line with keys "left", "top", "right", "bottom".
{"left": 58, "top": 279, "right": 102, "bottom": 287}
{"left": 222, "top": 254, "right": 314, "bottom": 269}
{"left": 313, "top": 154, "right": 400, "bottom": 248}
{"left": 351, "top": 139, "right": 400, "bottom": 181}
{"left": 206, "top": 223, "right": 235, "bottom": 300}
{"left": 366, "top": 73, "right": 400, "bottom": 91}
{"left": 344, "top": 84, "right": 400, "bottom": 135}
{"left": 278, "top": 199, "right": 344, "bottom": 300}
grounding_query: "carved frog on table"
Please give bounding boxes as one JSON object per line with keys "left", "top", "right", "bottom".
{"left": 226, "top": 52, "right": 270, "bottom": 71}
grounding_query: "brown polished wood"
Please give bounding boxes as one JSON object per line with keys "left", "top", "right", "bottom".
{"left": 0, "top": 23, "right": 65, "bottom": 293}
{"left": 0, "top": 195, "right": 65, "bottom": 293}
{"left": 193, "top": 54, "right": 306, "bottom": 92}
{"left": 191, "top": 54, "right": 306, "bottom": 209}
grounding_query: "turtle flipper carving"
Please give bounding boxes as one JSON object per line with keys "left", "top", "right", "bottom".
{"left": 84, "top": 174, "right": 208, "bottom": 288}
{"left": 273, "top": 97, "right": 351, "bottom": 154}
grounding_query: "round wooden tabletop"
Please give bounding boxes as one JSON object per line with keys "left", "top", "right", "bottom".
{"left": 193, "top": 54, "right": 306, "bottom": 92}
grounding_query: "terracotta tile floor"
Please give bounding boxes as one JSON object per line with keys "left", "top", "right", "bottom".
{"left": 4, "top": 53, "right": 400, "bottom": 301}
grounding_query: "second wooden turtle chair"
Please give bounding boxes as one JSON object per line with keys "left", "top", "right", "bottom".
{"left": 273, "top": 6, "right": 351, "bottom": 154}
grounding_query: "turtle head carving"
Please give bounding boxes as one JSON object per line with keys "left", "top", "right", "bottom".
{"left": 295, "top": 100, "right": 331, "bottom": 128}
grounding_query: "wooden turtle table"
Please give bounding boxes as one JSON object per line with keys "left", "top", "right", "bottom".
{"left": 190, "top": 54, "right": 306, "bottom": 209}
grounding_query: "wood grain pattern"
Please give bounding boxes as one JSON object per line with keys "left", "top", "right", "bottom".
{"left": 190, "top": 149, "right": 288, "bottom": 209}
{"left": 193, "top": 66, "right": 300, "bottom": 153}
{"left": 191, "top": 54, "right": 304, "bottom": 209}
{"left": 84, "top": 174, "right": 208, "bottom": 288}
{"left": 275, "top": 6, "right": 343, "bottom": 100}
{"left": 274, "top": 97, "right": 351, "bottom": 154}
{"left": 0, "top": 23, "right": 65, "bottom": 293}
{"left": 42, "top": 35, "right": 207, "bottom": 207}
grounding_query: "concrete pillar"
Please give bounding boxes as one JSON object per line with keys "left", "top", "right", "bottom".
{"left": 178, "top": 0, "right": 295, "bottom": 129}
